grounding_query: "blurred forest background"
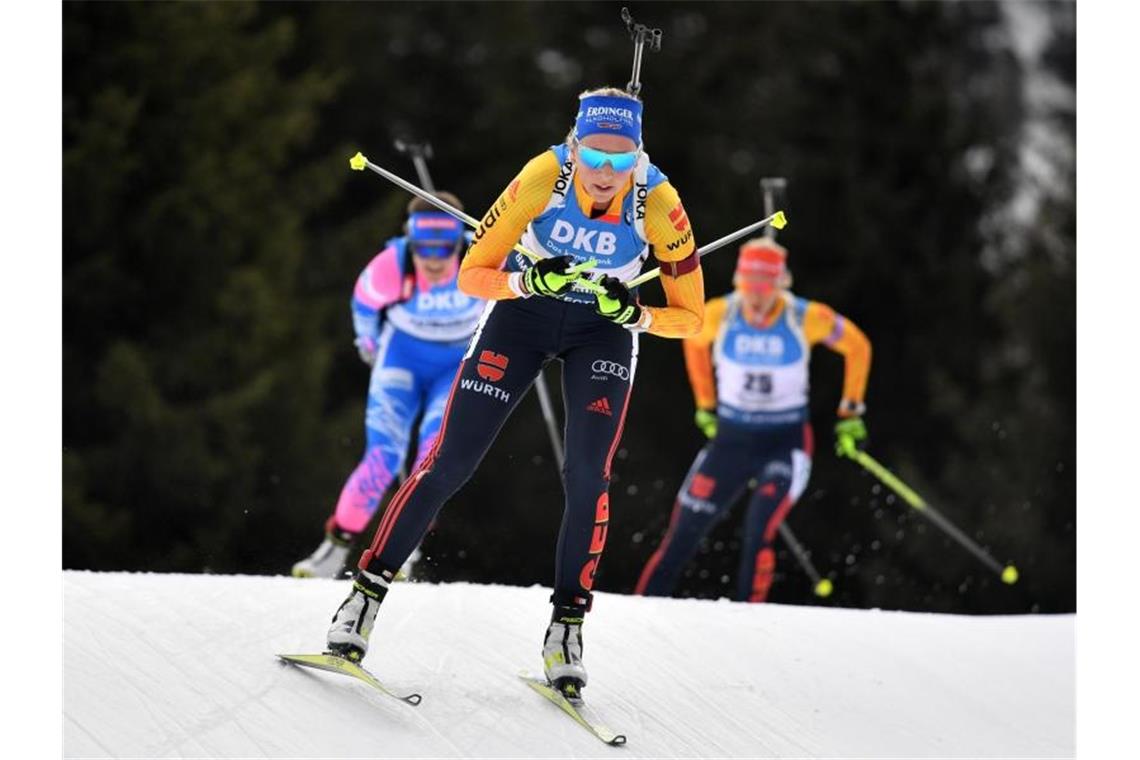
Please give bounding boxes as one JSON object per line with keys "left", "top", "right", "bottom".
{"left": 63, "top": 1, "right": 1075, "bottom": 614}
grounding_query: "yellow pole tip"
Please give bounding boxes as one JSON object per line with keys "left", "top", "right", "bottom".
{"left": 349, "top": 152, "right": 367, "bottom": 171}
{"left": 815, "top": 579, "right": 833, "bottom": 597}
{"left": 771, "top": 210, "right": 788, "bottom": 230}
{"left": 1001, "top": 565, "right": 1019, "bottom": 585}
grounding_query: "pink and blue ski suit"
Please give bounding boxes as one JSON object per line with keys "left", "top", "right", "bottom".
{"left": 329, "top": 219, "right": 485, "bottom": 536}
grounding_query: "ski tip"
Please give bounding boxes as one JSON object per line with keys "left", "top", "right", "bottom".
{"left": 349, "top": 152, "right": 367, "bottom": 171}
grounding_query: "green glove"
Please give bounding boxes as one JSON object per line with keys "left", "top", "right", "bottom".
{"left": 523, "top": 255, "right": 581, "bottom": 297}
{"left": 834, "top": 416, "right": 868, "bottom": 458}
{"left": 595, "top": 275, "right": 644, "bottom": 326}
{"left": 592, "top": 276, "right": 647, "bottom": 328}
{"left": 694, "top": 408, "right": 717, "bottom": 439}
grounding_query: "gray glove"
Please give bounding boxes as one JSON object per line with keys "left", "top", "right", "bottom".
{"left": 354, "top": 336, "right": 378, "bottom": 366}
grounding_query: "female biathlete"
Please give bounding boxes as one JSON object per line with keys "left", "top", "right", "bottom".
{"left": 292, "top": 193, "right": 484, "bottom": 578}
{"left": 635, "top": 237, "right": 872, "bottom": 603}
{"left": 324, "top": 87, "right": 704, "bottom": 696}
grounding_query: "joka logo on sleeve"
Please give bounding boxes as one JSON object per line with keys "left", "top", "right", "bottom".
{"left": 552, "top": 158, "right": 574, "bottom": 199}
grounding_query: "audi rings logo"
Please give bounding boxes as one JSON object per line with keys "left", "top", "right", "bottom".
{"left": 591, "top": 360, "right": 630, "bottom": 381}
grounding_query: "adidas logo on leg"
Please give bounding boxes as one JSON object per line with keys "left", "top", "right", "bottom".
{"left": 586, "top": 397, "right": 613, "bottom": 416}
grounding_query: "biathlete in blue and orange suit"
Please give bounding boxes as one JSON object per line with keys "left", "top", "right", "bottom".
{"left": 292, "top": 193, "right": 485, "bottom": 578}
{"left": 323, "top": 87, "right": 705, "bottom": 695}
{"left": 635, "top": 237, "right": 872, "bottom": 603}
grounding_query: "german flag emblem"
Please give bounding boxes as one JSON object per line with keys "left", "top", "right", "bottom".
{"left": 477, "top": 350, "right": 509, "bottom": 382}
{"left": 668, "top": 202, "right": 690, "bottom": 232}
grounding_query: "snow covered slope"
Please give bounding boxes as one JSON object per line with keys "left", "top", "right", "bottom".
{"left": 64, "top": 571, "right": 1073, "bottom": 758}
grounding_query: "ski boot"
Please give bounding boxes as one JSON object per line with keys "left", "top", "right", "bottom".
{"left": 292, "top": 527, "right": 355, "bottom": 578}
{"left": 542, "top": 603, "right": 588, "bottom": 698}
{"left": 327, "top": 570, "right": 390, "bottom": 662}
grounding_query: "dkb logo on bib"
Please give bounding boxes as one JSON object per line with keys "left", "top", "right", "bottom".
{"left": 734, "top": 334, "right": 786, "bottom": 357}
{"left": 416, "top": 290, "right": 471, "bottom": 311}
{"left": 550, "top": 220, "right": 617, "bottom": 255}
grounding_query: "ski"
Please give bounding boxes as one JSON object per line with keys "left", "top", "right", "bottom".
{"left": 277, "top": 653, "right": 422, "bottom": 706}
{"left": 519, "top": 672, "right": 627, "bottom": 746}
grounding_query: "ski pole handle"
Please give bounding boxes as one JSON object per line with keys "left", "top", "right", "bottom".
{"left": 349, "top": 152, "right": 606, "bottom": 295}
{"left": 393, "top": 140, "right": 436, "bottom": 191}
{"left": 625, "top": 210, "right": 787, "bottom": 289}
{"left": 760, "top": 177, "right": 787, "bottom": 238}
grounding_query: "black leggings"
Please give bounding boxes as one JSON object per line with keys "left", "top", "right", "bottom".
{"left": 635, "top": 421, "right": 814, "bottom": 602}
{"left": 359, "top": 297, "right": 637, "bottom": 609}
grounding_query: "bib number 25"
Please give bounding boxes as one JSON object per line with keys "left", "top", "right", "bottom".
{"left": 744, "top": 372, "right": 773, "bottom": 395}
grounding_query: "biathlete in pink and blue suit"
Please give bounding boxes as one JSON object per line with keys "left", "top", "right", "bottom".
{"left": 292, "top": 192, "right": 485, "bottom": 578}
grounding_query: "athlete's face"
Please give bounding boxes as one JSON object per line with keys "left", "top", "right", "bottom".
{"left": 572, "top": 134, "right": 639, "bottom": 208}
{"left": 740, "top": 286, "right": 780, "bottom": 319}
{"left": 413, "top": 253, "right": 453, "bottom": 285}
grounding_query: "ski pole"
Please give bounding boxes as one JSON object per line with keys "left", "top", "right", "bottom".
{"left": 391, "top": 139, "right": 439, "bottom": 484}
{"left": 777, "top": 522, "right": 833, "bottom": 597}
{"left": 620, "top": 7, "right": 663, "bottom": 97}
{"left": 760, "top": 177, "right": 788, "bottom": 236}
{"left": 752, "top": 176, "right": 831, "bottom": 596}
{"left": 842, "top": 448, "right": 1020, "bottom": 585}
{"left": 624, "top": 210, "right": 788, "bottom": 289}
{"left": 533, "top": 375, "right": 566, "bottom": 473}
{"left": 388, "top": 143, "right": 569, "bottom": 482}
{"left": 351, "top": 154, "right": 785, "bottom": 295}
{"left": 393, "top": 139, "right": 435, "bottom": 193}
{"left": 349, "top": 152, "right": 604, "bottom": 291}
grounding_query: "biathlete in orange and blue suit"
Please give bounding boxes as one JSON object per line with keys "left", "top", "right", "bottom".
{"left": 324, "top": 86, "right": 705, "bottom": 693}
{"left": 636, "top": 237, "right": 872, "bottom": 602}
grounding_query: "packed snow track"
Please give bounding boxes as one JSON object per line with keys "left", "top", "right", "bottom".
{"left": 64, "top": 571, "right": 1073, "bottom": 758}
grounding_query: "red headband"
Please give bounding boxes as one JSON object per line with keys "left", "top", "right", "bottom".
{"left": 736, "top": 240, "right": 787, "bottom": 292}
